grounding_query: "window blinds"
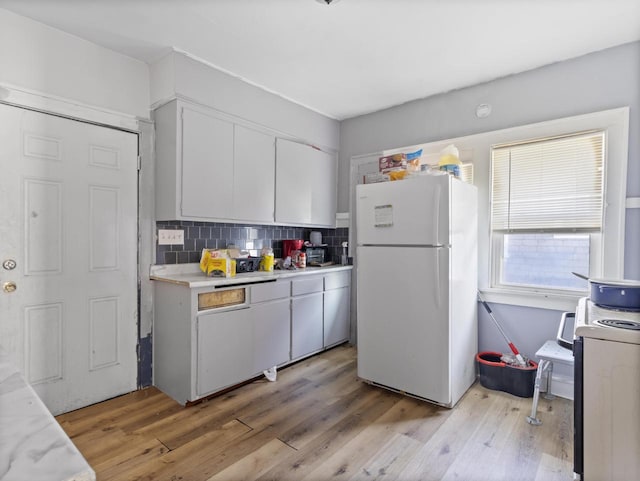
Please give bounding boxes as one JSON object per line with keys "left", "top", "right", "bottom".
{"left": 491, "top": 131, "right": 604, "bottom": 232}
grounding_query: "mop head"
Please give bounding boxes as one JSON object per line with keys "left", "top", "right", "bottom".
{"left": 500, "top": 352, "right": 531, "bottom": 367}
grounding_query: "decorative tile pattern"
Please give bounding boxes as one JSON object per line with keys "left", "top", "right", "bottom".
{"left": 156, "top": 221, "right": 349, "bottom": 265}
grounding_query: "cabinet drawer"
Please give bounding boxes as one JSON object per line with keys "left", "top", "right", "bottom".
{"left": 198, "top": 287, "right": 246, "bottom": 311}
{"left": 292, "top": 276, "right": 324, "bottom": 296}
{"left": 324, "top": 270, "right": 351, "bottom": 290}
{"left": 251, "top": 281, "right": 290, "bottom": 304}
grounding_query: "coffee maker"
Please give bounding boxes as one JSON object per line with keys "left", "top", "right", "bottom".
{"left": 282, "top": 239, "right": 303, "bottom": 259}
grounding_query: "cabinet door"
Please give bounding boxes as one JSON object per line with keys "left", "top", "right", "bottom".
{"left": 196, "top": 308, "right": 252, "bottom": 397}
{"left": 181, "top": 107, "right": 234, "bottom": 219}
{"left": 291, "top": 293, "right": 323, "bottom": 359}
{"left": 310, "top": 147, "right": 337, "bottom": 227}
{"left": 275, "top": 138, "right": 312, "bottom": 225}
{"left": 324, "top": 287, "right": 350, "bottom": 347}
{"left": 234, "top": 125, "right": 275, "bottom": 223}
{"left": 252, "top": 299, "right": 290, "bottom": 372}
{"left": 275, "top": 138, "right": 337, "bottom": 227}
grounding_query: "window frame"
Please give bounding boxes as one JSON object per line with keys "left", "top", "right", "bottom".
{"left": 489, "top": 130, "right": 605, "bottom": 296}
{"left": 485, "top": 108, "right": 628, "bottom": 311}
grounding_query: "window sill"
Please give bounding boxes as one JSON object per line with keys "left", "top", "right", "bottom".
{"left": 479, "top": 287, "right": 586, "bottom": 312}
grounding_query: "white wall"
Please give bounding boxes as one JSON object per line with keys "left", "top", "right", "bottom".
{"left": 0, "top": 8, "right": 150, "bottom": 119}
{"left": 340, "top": 41, "right": 639, "bottom": 208}
{"left": 341, "top": 41, "right": 640, "bottom": 361}
{"left": 150, "top": 51, "right": 340, "bottom": 151}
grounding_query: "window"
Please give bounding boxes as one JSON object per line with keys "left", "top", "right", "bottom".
{"left": 490, "top": 131, "right": 605, "bottom": 293}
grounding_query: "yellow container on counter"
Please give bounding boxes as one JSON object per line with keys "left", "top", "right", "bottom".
{"left": 199, "top": 249, "right": 236, "bottom": 277}
{"left": 206, "top": 258, "right": 236, "bottom": 277}
{"left": 260, "top": 253, "right": 274, "bottom": 272}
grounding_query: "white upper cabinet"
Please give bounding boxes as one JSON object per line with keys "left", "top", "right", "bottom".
{"left": 233, "top": 124, "right": 275, "bottom": 223}
{"left": 155, "top": 99, "right": 335, "bottom": 227}
{"left": 275, "top": 138, "right": 336, "bottom": 227}
{"left": 154, "top": 100, "right": 276, "bottom": 224}
{"left": 181, "top": 107, "right": 234, "bottom": 219}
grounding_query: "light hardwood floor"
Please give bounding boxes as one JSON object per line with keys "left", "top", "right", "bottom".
{"left": 56, "top": 345, "right": 574, "bottom": 481}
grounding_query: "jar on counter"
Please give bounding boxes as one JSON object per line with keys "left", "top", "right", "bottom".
{"left": 298, "top": 252, "right": 306, "bottom": 268}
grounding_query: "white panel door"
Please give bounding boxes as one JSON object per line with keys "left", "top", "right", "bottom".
{"left": 0, "top": 103, "right": 138, "bottom": 415}
{"left": 356, "top": 174, "right": 450, "bottom": 246}
{"left": 356, "top": 245, "right": 451, "bottom": 405}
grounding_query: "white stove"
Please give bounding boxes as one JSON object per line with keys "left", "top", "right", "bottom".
{"left": 573, "top": 297, "right": 640, "bottom": 481}
{"left": 575, "top": 296, "right": 640, "bottom": 344}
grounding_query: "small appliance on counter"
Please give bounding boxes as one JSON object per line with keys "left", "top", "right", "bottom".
{"left": 310, "top": 231, "right": 322, "bottom": 246}
{"left": 233, "top": 257, "right": 261, "bottom": 273}
{"left": 305, "top": 245, "right": 329, "bottom": 265}
{"left": 282, "top": 239, "right": 304, "bottom": 259}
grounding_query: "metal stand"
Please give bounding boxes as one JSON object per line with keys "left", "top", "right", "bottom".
{"left": 526, "top": 340, "right": 573, "bottom": 425}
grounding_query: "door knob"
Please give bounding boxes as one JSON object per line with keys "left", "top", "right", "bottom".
{"left": 3, "top": 281, "right": 17, "bottom": 293}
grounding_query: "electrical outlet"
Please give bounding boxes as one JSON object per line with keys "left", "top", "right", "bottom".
{"left": 158, "top": 229, "right": 184, "bottom": 245}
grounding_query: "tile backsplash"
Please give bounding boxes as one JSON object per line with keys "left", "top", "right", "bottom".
{"left": 156, "top": 221, "right": 349, "bottom": 265}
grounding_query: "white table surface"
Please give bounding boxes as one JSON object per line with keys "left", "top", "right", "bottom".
{"left": 0, "top": 347, "right": 95, "bottom": 481}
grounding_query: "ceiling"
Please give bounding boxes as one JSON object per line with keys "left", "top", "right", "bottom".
{"left": 1, "top": 0, "right": 639, "bottom": 120}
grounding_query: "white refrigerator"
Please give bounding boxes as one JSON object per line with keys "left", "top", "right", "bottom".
{"left": 356, "top": 174, "right": 477, "bottom": 407}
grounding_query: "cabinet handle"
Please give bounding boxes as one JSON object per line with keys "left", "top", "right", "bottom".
{"left": 215, "top": 279, "right": 277, "bottom": 288}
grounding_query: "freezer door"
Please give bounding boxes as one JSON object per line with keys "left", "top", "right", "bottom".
{"left": 356, "top": 175, "right": 449, "bottom": 246}
{"left": 356, "top": 245, "right": 451, "bottom": 405}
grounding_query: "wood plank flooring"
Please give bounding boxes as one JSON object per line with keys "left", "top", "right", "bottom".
{"left": 55, "top": 345, "right": 574, "bottom": 481}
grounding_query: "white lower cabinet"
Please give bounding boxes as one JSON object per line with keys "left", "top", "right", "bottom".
{"left": 197, "top": 307, "right": 252, "bottom": 397}
{"left": 197, "top": 282, "right": 291, "bottom": 397}
{"left": 291, "top": 292, "right": 324, "bottom": 360}
{"left": 196, "top": 299, "right": 289, "bottom": 398}
{"left": 291, "top": 276, "right": 324, "bottom": 360}
{"left": 323, "top": 270, "right": 352, "bottom": 347}
{"left": 324, "top": 287, "right": 350, "bottom": 347}
{"left": 153, "top": 268, "right": 352, "bottom": 405}
{"left": 251, "top": 298, "right": 290, "bottom": 372}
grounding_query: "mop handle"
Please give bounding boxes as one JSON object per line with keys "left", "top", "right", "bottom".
{"left": 478, "top": 294, "right": 527, "bottom": 367}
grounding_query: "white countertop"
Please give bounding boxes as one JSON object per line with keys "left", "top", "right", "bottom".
{"left": 0, "top": 347, "right": 95, "bottom": 481}
{"left": 150, "top": 263, "right": 352, "bottom": 288}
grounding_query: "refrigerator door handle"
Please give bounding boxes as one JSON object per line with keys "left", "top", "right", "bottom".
{"left": 433, "top": 184, "right": 441, "bottom": 246}
{"left": 434, "top": 248, "right": 441, "bottom": 308}
{"left": 359, "top": 243, "right": 444, "bottom": 248}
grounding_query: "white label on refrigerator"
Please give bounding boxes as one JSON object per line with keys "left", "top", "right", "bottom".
{"left": 374, "top": 204, "right": 393, "bottom": 227}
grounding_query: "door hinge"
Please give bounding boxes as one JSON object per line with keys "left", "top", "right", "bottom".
{"left": 137, "top": 155, "right": 142, "bottom": 171}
